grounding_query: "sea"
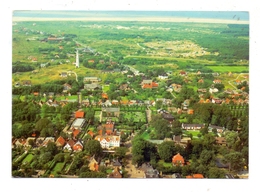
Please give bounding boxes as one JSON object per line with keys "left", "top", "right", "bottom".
{"left": 12, "top": 10, "right": 249, "bottom": 21}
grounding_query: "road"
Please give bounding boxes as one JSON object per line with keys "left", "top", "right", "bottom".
{"left": 124, "top": 140, "right": 144, "bottom": 178}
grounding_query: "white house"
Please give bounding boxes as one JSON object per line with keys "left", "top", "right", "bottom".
{"left": 95, "top": 135, "right": 120, "bottom": 149}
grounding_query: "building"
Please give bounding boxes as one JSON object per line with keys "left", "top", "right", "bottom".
{"left": 172, "top": 153, "right": 185, "bottom": 166}
{"left": 182, "top": 123, "right": 204, "bottom": 130}
{"left": 141, "top": 80, "right": 158, "bottom": 89}
{"left": 83, "top": 77, "right": 101, "bottom": 83}
{"left": 94, "top": 135, "right": 120, "bottom": 149}
{"left": 84, "top": 83, "right": 102, "bottom": 91}
{"left": 71, "top": 118, "right": 86, "bottom": 129}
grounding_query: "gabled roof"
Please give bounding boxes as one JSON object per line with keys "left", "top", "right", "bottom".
{"left": 67, "top": 139, "right": 75, "bottom": 147}
{"left": 56, "top": 136, "right": 66, "bottom": 146}
{"left": 75, "top": 111, "right": 85, "bottom": 118}
{"left": 73, "top": 129, "right": 81, "bottom": 138}
{"left": 172, "top": 153, "right": 185, "bottom": 165}
{"left": 73, "top": 141, "right": 83, "bottom": 151}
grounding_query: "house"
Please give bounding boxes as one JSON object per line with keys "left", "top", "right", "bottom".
{"left": 40, "top": 63, "right": 47, "bottom": 68}
{"left": 212, "top": 98, "right": 223, "bottom": 104}
{"left": 73, "top": 141, "right": 83, "bottom": 151}
{"left": 63, "top": 83, "right": 72, "bottom": 92}
{"left": 112, "top": 100, "right": 119, "bottom": 105}
{"left": 102, "top": 108, "right": 120, "bottom": 117}
{"left": 75, "top": 111, "right": 85, "bottom": 118}
{"left": 97, "top": 119, "right": 115, "bottom": 135}
{"left": 63, "top": 139, "right": 75, "bottom": 151}
{"left": 112, "top": 159, "right": 122, "bottom": 169}
{"left": 173, "top": 135, "right": 182, "bottom": 144}
{"left": 35, "top": 137, "right": 45, "bottom": 147}
{"left": 161, "top": 113, "right": 175, "bottom": 123}
{"left": 83, "top": 77, "right": 101, "bottom": 83}
{"left": 102, "top": 93, "right": 109, "bottom": 99}
{"left": 72, "top": 129, "right": 81, "bottom": 139}
{"left": 108, "top": 167, "right": 122, "bottom": 178}
{"left": 141, "top": 80, "right": 158, "bottom": 89}
{"left": 82, "top": 99, "right": 90, "bottom": 107}
{"left": 182, "top": 123, "right": 204, "bottom": 130}
{"left": 119, "top": 84, "right": 130, "bottom": 91}
{"left": 15, "top": 138, "right": 26, "bottom": 147}
{"left": 22, "top": 80, "right": 32, "bottom": 86}
{"left": 94, "top": 135, "right": 120, "bottom": 149}
{"left": 215, "top": 137, "right": 227, "bottom": 146}
{"left": 213, "top": 79, "right": 222, "bottom": 84}
{"left": 141, "top": 163, "right": 159, "bottom": 178}
{"left": 235, "top": 79, "right": 242, "bottom": 85}
{"left": 172, "top": 153, "right": 185, "bottom": 166}
{"left": 87, "top": 130, "right": 94, "bottom": 138}
{"left": 186, "top": 174, "right": 204, "bottom": 178}
{"left": 24, "top": 137, "right": 35, "bottom": 147}
{"left": 84, "top": 83, "right": 102, "bottom": 91}
{"left": 179, "top": 71, "right": 187, "bottom": 76}
{"left": 88, "top": 156, "right": 99, "bottom": 172}
{"left": 208, "top": 124, "right": 225, "bottom": 133}
{"left": 88, "top": 59, "right": 95, "bottom": 63}
{"left": 55, "top": 136, "right": 66, "bottom": 147}
{"left": 209, "top": 88, "right": 219, "bottom": 94}
{"left": 158, "top": 74, "right": 168, "bottom": 80}
{"left": 197, "top": 89, "right": 207, "bottom": 93}
{"left": 187, "top": 109, "right": 194, "bottom": 115}
{"left": 60, "top": 72, "right": 67, "bottom": 77}
{"left": 42, "top": 137, "right": 55, "bottom": 147}
{"left": 198, "top": 79, "right": 204, "bottom": 83}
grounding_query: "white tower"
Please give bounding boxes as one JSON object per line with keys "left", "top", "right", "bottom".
{"left": 76, "top": 49, "right": 79, "bottom": 68}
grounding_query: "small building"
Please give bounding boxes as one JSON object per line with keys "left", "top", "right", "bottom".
{"left": 83, "top": 77, "right": 101, "bottom": 83}
{"left": 22, "top": 80, "right": 32, "bottom": 86}
{"left": 186, "top": 174, "right": 204, "bottom": 179}
{"left": 182, "top": 123, "right": 204, "bottom": 130}
{"left": 55, "top": 136, "right": 66, "bottom": 147}
{"left": 84, "top": 83, "right": 102, "bottom": 91}
{"left": 172, "top": 153, "right": 185, "bottom": 166}
{"left": 208, "top": 124, "right": 225, "bottom": 133}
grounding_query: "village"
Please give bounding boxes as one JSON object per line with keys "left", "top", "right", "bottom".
{"left": 12, "top": 18, "right": 249, "bottom": 179}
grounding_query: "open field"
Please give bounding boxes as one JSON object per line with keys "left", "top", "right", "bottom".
{"left": 22, "top": 153, "right": 34, "bottom": 164}
{"left": 207, "top": 66, "right": 249, "bottom": 73}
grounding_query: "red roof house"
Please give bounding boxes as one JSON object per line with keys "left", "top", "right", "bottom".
{"left": 75, "top": 111, "right": 85, "bottom": 118}
{"left": 186, "top": 174, "right": 204, "bottom": 179}
{"left": 172, "top": 153, "right": 185, "bottom": 166}
{"left": 55, "top": 136, "right": 66, "bottom": 147}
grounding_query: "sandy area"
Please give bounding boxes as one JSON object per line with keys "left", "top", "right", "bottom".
{"left": 12, "top": 16, "right": 249, "bottom": 24}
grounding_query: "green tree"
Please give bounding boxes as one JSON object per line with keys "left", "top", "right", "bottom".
{"left": 158, "top": 141, "right": 176, "bottom": 162}
{"left": 84, "top": 140, "right": 103, "bottom": 157}
{"left": 114, "top": 147, "right": 128, "bottom": 160}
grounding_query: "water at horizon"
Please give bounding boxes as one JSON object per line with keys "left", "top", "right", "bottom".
{"left": 12, "top": 10, "right": 249, "bottom": 21}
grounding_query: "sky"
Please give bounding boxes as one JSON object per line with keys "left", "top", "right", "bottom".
{"left": 1, "top": 0, "right": 260, "bottom": 192}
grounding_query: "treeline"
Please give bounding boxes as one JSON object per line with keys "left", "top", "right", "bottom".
{"left": 12, "top": 64, "right": 35, "bottom": 73}
{"left": 12, "top": 79, "right": 84, "bottom": 95}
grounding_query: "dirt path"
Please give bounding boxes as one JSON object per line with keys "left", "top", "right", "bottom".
{"left": 124, "top": 141, "right": 144, "bottom": 178}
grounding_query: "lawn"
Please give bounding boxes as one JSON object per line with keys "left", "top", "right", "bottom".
{"left": 22, "top": 153, "right": 34, "bottom": 164}
{"left": 207, "top": 66, "right": 249, "bottom": 73}
{"left": 122, "top": 111, "right": 146, "bottom": 122}
{"left": 140, "top": 131, "right": 150, "bottom": 140}
{"left": 158, "top": 160, "right": 173, "bottom": 168}
{"left": 183, "top": 130, "right": 201, "bottom": 137}
{"left": 51, "top": 162, "right": 65, "bottom": 175}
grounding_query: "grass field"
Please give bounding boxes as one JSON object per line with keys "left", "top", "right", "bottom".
{"left": 207, "top": 66, "right": 249, "bottom": 73}
{"left": 51, "top": 162, "right": 65, "bottom": 175}
{"left": 22, "top": 153, "right": 34, "bottom": 164}
{"left": 122, "top": 111, "right": 146, "bottom": 122}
